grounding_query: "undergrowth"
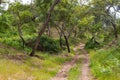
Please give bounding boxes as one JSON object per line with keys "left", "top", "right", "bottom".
{"left": 0, "top": 46, "right": 72, "bottom": 80}
{"left": 68, "top": 58, "right": 82, "bottom": 80}
{"left": 90, "top": 46, "right": 120, "bottom": 80}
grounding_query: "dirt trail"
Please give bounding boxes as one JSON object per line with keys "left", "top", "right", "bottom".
{"left": 51, "top": 43, "right": 91, "bottom": 80}
{"left": 75, "top": 43, "right": 91, "bottom": 80}
{"left": 79, "top": 46, "right": 91, "bottom": 80}
{"left": 51, "top": 54, "right": 81, "bottom": 80}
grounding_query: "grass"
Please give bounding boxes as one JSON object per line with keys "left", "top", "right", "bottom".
{"left": 0, "top": 32, "right": 83, "bottom": 80}
{"left": 68, "top": 59, "right": 82, "bottom": 80}
{"left": 89, "top": 47, "right": 120, "bottom": 80}
{"left": 0, "top": 45, "right": 72, "bottom": 80}
{"left": 68, "top": 52, "right": 83, "bottom": 80}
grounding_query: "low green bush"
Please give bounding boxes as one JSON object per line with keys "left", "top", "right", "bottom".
{"left": 85, "top": 39, "right": 101, "bottom": 49}
{"left": 26, "top": 35, "right": 61, "bottom": 53}
{"left": 39, "top": 35, "right": 60, "bottom": 53}
{"left": 90, "top": 47, "right": 120, "bottom": 80}
{"left": 0, "top": 37, "right": 21, "bottom": 48}
{"left": 0, "top": 32, "right": 65, "bottom": 53}
{"left": 69, "top": 38, "right": 80, "bottom": 45}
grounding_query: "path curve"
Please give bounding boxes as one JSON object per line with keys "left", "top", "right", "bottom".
{"left": 51, "top": 43, "right": 91, "bottom": 80}
{"left": 51, "top": 53, "right": 82, "bottom": 80}
{"left": 51, "top": 43, "right": 84, "bottom": 80}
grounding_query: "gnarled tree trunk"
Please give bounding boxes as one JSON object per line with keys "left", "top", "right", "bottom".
{"left": 111, "top": 22, "right": 118, "bottom": 39}
{"left": 18, "top": 24, "right": 26, "bottom": 49}
{"left": 56, "top": 23, "right": 71, "bottom": 53}
{"left": 30, "top": 0, "right": 61, "bottom": 56}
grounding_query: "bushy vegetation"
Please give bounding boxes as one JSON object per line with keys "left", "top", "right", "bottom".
{"left": 0, "top": 33, "right": 67, "bottom": 53}
{"left": 26, "top": 35, "right": 62, "bottom": 53}
{"left": 69, "top": 38, "right": 81, "bottom": 46}
{"left": 0, "top": 31, "right": 34, "bottom": 48}
{"left": 90, "top": 45, "right": 120, "bottom": 80}
{"left": 85, "top": 39, "right": 101, "bottom": 49}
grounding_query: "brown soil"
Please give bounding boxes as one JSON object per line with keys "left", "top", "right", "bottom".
{"left": 51, "top": 43, "right": 91, "bottom": 80}
{"left": 4, "top": 54, "right": 27, "bottom": 60}
{"left": 79, "top": 48, "right": 91, "bottom": 80}
{"left": 51, "top": 54, "right": 82, "bottom": 80}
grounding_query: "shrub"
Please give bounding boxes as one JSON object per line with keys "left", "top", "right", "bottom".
{"left": 90, "top": 48, "right": 120, "bottom": 80}
{"left": 39, "top": 35, "right": 60, "bottom": 53}
{"left": 26, "top": 35, "right": 61, "bottom": 53}
{"left": 85, "top": 38, "right": 101, "bottom": 49}
{"left": 0, "top": 37, "right": 21, "bottom": 48}
{"left": 69, "top": 38, "right": 80, "bottom": 45}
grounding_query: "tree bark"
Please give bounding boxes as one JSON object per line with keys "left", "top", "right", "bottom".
{"left": 105, "top": 8, "right": 118, "bottom": 39}
{"left": 18, "top": 24, "right": 26, "bottom": 49}
{"left": 30, "top": 0, "right": 60, "bottom": 56}
{"left": 47, "top": 26, "right": 51, "bottom": 37}
{"left": 55, "top": 25, "right": 63, "bottom": 48}
{"left": 56, "top": 23, "right": 71, "bottom": 53}
{"left": 111, "top": 22, "right": 118, "bottom": 39}
{"left": 67, "top": 27, "right": 74, "bottom": 38}
{"left": 64, "top": 35, "right": 70, "bottom": 53}
{"left": 16, "top": 12, "right": 26, "bottom": 49}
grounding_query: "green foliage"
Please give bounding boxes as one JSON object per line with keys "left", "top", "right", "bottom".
{"left": 85, "top": 38, "right": 101, "bottom": 49}
{"left": 19, "top": 10, "right": 32, "bottom": 21}
{"left": 2, "top": 38, "right": 20, "bottom": 48}
{"left": 78, "top": 16, "right": 94, "bottom": 27}
{"left": 26, "top": 35, "right": 61, "bottom": 53}
{"left": 0, "top": 30, "right": 21, "bottom": 48}
{"left": 69, "top": 38, "right": 80, "bottom": 45}
{"left": 36, "top": 0, "right": 53, "bottom": 7}
{"left": 0, "top": 13, "right": 13, "bottom": 32}
{"left": 22, "top": 23, "right": 37, "bottom": 34}
{"left": 90, "top": 47, "right": 120, "bottom": 80}
{"left": 0, "top": 30, "right": 36, "bottom": 50}
{"left": 39, "top": 35, "right": 60, "bottom": 53}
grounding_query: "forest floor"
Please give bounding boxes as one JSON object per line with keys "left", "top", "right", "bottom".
{"left": 52, "top": 43, "right": 92, "bottom": 80}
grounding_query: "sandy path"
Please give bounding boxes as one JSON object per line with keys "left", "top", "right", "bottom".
{"left": 78, "top": 43, "right": 92, "bottom": 80}
{"left": 51, "top": 53, "right": 81, "bottom": 80}
{"left": 51, "top": 43, "right": 84, "bottom": 80}
{"left": 51, "top": 43, "right": 91, "bottom": 80}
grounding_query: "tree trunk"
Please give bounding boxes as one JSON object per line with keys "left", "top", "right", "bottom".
{"left": 105, "top": 9, "right": 118, "bottom": 39}
{"left": 55, "top": 25, "right": 63, "bottom": 48}
{"left": 30, "top": 0, "right": 60, "bottom": 56}
{"left": 60, "top": 33, "right": 63, "bottom": 48}
{"left": 67, "top": 27, "right": 74, "bottom": 38}
{"left": 56, "top": 23, "right": 71, "bottom": 53}
{"left": 64, "top": 35, "right": 70, "bottom": 53}
{"left": 111, "top": 22, "right": 118, "bottom": 39}
{"left": 47, "top": 26, "right": 51, "bottom": 37}
{"left": 18, "top": 24, "right": 25, "bottom": 49}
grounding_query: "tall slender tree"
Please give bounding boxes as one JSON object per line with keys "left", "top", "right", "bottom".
{"left": 30, "top": 0, "right": 61, "bottom": 56}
